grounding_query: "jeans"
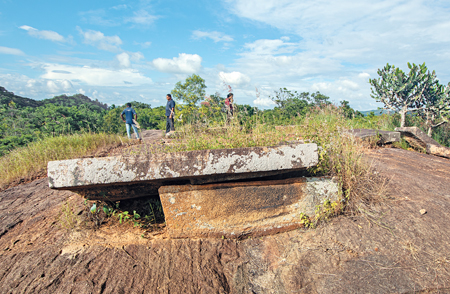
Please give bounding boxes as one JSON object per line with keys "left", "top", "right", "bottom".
{"left": 166, "top": 116, "right": 175, "bottom": 133}
{"left": 126, "top": 123, "right": 140, "bottom": 139}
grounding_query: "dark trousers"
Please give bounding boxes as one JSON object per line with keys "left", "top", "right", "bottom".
{"left": 166, "top": 116, "right": 175, "bottom": 133}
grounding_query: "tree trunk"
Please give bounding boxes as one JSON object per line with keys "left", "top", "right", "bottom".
{"left": 400, "top": 105, "right": 408, "bottom": 127}
{"left": 427, "top": 111, "right": 432, "bottom": 137}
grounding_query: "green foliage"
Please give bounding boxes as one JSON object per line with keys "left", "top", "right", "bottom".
{"left": 369, "top": 62, "right": 432, "bottom": 127}
{"left": 171, "top": 74, "right": 207, "bottom": 106}
{"left": 419, "top": 77, "right": 450, "bottom": 136}
{"left": 0, "top": 100, "right": 106, "bottom": 156}
{"left": 171, "top": 74, "right": 207, "bottom": 123}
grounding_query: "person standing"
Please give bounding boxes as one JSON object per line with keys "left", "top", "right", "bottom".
{"left": 225, "top": 93, "right": 234, "bottom": 122}
{"left": 120, "top": 103, "right": 141, "bottom": 140}
{"left": 165, "top": 94, "right": 175, "bottom": 134}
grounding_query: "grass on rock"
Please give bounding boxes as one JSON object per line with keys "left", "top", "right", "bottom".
{"left": 0, "top": 133, "right": 128, "bottom": 190}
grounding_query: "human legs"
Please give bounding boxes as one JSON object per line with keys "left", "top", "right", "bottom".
{"left": 166, "top": 116, "right": 175, "bottom": 133}
{"left": 131, "top": 124, "right": 140, "bottom": 139}
{"left": 125, "top": 123, "right": 131, "bottom": 138}
{"left": 169, "top": 117, "right": 175, "bottom": 132}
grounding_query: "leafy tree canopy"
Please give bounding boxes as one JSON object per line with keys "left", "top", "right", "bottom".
{"left": 171, "top": 74, "right": 207, "bottom": 106}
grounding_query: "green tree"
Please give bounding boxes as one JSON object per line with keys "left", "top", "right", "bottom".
{"left": 369, "top": 62, "right": 430, "bottom": 127}
{"left": 270, "top": 88, "right": 317, "bottom": 120}
{"left": 419, "top": 76, "right": 450, "bottom": 137}
{"left": 171, "top": 74, "right": 207, "bottom": 106}
{"left": 171, "top": 74, "right": 207, "bottom": 123}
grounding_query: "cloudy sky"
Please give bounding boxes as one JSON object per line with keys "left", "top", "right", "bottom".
{"left": 1, "top": 0, "right": 449, "bottom": 110}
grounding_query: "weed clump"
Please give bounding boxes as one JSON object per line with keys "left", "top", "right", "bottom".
{"left": 0, "top": 133, "right": 128, "bottom": 190}
{"left": 301, "top": 105, "right": 389, "bottom": 222}
{"left": 57, "top": 201, "right": 81, "bottom": 231}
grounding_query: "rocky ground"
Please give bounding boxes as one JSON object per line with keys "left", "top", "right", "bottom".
{"left": 1, "top": 135, "right": 450, "bottom": 293}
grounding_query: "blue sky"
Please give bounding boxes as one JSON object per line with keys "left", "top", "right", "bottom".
{"left": 1, "top": 0, "right": 449, "bottom": 110}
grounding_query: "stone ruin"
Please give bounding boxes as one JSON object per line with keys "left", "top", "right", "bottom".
{"left": 48, "top": 142, "right": 339, "bottom": 238}
{"left": 47, "top": 127, "right": 450, "bottom": 238}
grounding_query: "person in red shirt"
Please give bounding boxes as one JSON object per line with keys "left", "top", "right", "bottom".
{"left": 224, "top": 93, "right": 234, "bottom": 122}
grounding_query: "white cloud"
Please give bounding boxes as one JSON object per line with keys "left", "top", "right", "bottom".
{"left": 0, "top": 46, "right": 25, "bottom": 55}
{"left": 79, "top": 9, "right": 119, "bottom": 26}
{"left": 130, "top": 52, "right": 144, "bottom": 61}
{"left": 152, "top": 53, "right": 202, "bottom": 74}
{"left": 39, "top": 63, "right": 152, "bottom": 87}
{"left": 25, "top": 77, "right": 73, "bottom": 94}
{"left": 340, "top": 80, "right": 359, "bottom": 91}
{"left": 78, "top": 28, "right": 122, "bottom": 52}
{"left": 20, "top": 25, "right": 66, "bottom": 42}
{"left": 125, "top": 10, "right": 157, "bottom": 26}
{"left": 253, "top": 97, "right": 275, "bottom": 107}
{"left": 219, "top": 71, "right": 251, "bottom": 86}
{"left": 135, "top": 41, "right": 152, "bottom": 48}
{"left": 61, "top": 80, "right": 74, "bottom": 91}
{"left": 78, "top": 88, "right": 86, "bottom": 95}
{"left": 219, "top": 0, "right": 450, "bottom": 110}
{"left": 192, "top": 30, "right": 234, "bottom": 42}
{"left": 111, "top": 4, "right": 128, "bottom": 10}
{"left": 116, "top": 52, "right": 131, "bottom": 68}
{"left": 46, "top": 80, "right": 60, "bottom": 93}
{"left": 243, "top": 38, "right": 299, "bottom": 55}
{"left": 114, "top": 52, "right": 143, "bottom": 68}
{"left": 358, "top": 72, "right": 370, "bottom": 79}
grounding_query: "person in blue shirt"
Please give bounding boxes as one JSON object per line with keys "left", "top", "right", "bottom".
{"left": 120, "top": 103, "right": 141, "bottom": 140}
{"left": 165, "top": 94, "right": 175, "bottom": 133}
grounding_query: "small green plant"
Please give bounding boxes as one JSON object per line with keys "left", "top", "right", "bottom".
{"left": 392, "top": 138, "right": 411, "bottom": 150}
{"left": 299, "top": 213, "right": 312, "bottom": 228}
{"left": 117, "top": 211, "right": 130, "bottom": 224}
{"left": 313, "top": 200, "right": 343, "bottom": 226}
{"left": 102, "top": 205, "right": 115, "bottom": 217}
{"left": 132, "top": 210, "right": 141, "bottom": 227}
{"left": 86, "top": 201, "right": 107, "bottom": 229}
{"left": 57, "top": 201, "right": 80, "bottom": 230}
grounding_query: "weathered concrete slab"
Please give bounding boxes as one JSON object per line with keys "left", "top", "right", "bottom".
{"left": 395, "top": 126, "right": 450, "bottom": 158}
{"left": 159, "top": 177, "right": 339, "bottom": 238}
{"left": 48, "top": 143, "right": 318, "bottom": 199}
{"left": 347, "top": 129, "right": 401, "bottom": 143}
{"left": 427, "top": 144, "right": 450, "bottom": 159}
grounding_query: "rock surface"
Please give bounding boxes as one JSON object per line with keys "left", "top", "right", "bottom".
{"left": 346, "top": 128, "right": 401, "bottom": 143}
{"left": 47, "top": 143, "right": 319, "bottom": 200}
{"left": 159, "top": 177, "right": 339, "bottom": 238}
{"left": 2, "top": 148, "right": 450, "bottom": 293}
{"left": 395, "top": 126, "right": 450, "bottom": 158}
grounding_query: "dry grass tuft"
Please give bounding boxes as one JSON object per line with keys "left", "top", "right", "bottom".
{"left": 0, "top": 133, "right": 127, "bottom": 190}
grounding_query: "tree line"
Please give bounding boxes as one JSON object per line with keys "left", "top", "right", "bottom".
{"left": 2, "top": 62, "right": 450, "bottom": 157}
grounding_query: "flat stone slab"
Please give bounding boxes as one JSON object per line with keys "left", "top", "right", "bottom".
{"left": 159, "top": 177, "right": 339, "bottom": 238}
{"left": 395, "top": 127, "right": 450, "bottom": 158}
{"left": 48, "top": 143, "right": 318, "bottom": 199}
{"left": 346, "top": 129, "right": 401, "bottom": 143}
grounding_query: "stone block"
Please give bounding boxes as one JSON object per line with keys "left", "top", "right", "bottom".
{"left": 159, "top": 177, "right": 339, "bottom": 238}
{"left": 395, "top": 127, "right": 439, "bottom": 148}
{"left": 347, "top": 129, "right": 401, "bottom": 143}
{"left": 395, "top": 127, "right": 450, "bottom": 158}
{"left": 48, "top": 143, "right": 319, "bottom": 193}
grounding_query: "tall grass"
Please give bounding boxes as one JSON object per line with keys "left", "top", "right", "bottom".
{"left": 163, "top": 113, "right": 303, "bottom": 153}
{"left": 163, "top": 105, "right": 387, "bottom": 213}
{"left": 0, "top": 133, "right": 126, "bottom": 190}
{"left": 171, "top": 105, "right": 388, "bottom": 213}
{"left": 301, "top": 105, "right": 388, "bottom": 212}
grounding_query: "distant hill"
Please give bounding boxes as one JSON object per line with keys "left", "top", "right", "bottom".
{"left": 359, "top": 109, "right": 395, "bottom": 116}
{"left": 0, "top": 86, "right": 108, "bottom": 110}
{"left": 0, "top": 87, "right": 42, "bottom": 108}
